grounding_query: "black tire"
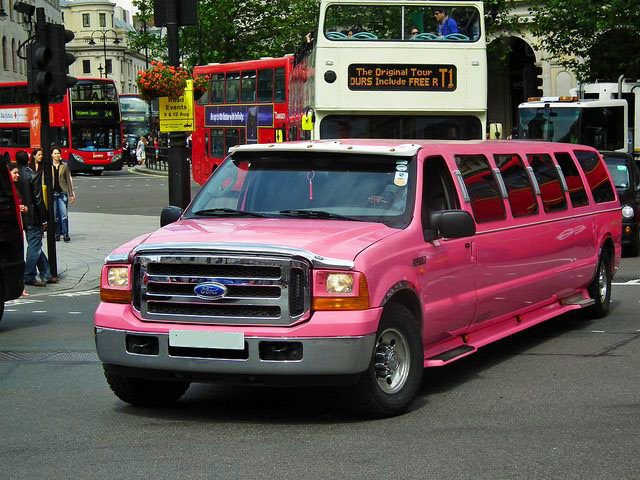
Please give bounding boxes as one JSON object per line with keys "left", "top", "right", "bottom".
{"left": 585, "top": 252, "right": 612, "bottom": 319}
{"left": 346, "top": 303, "right": 423, "bottom": 418}
{"left": 626, "top": 230, "right": 640, "bottom": 257}
{"left": 104, "top": 368, "right": 190, "bottom": 406}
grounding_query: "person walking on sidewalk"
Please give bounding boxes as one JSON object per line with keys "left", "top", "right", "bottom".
{"left": 15, "top": 151, "right": 55, "bottom": 287}
{"left": 136, "top": 136, "right": 147, "bottom": 166}
{"left": 51, "top": 147, "right": 76, "bottom": 243}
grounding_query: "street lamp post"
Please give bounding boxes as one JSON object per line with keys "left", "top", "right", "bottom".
{"left": 88, "top": 29, "right": 120, "bottom": 78}
{"left": 139, "top": 20, "right": 149, "bottom": 69}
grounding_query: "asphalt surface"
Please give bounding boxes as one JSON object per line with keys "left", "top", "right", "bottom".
{"left": 1, "top": 168, "right": 639, "bottom": 479}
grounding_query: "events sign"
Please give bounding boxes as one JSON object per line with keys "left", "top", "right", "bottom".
{"left": 348, "top": 64, "right": 457, "bottom": 91}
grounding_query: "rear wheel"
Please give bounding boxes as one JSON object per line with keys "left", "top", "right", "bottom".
{"left": 104, "top": 369, "right": 190, "bottom": 406}
{"left": 347, "top": 303, "right": 423, "bottom": 418}
{"left": 585, "top": 252, "right": 612, "bottom": 319}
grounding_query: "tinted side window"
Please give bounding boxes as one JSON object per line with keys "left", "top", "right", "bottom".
{"left": 210, "top": 128, "right": 223, "bottom": 156}
{"left": 527, "top": 154, "right": 568, "bottom": 212}
{"left": 211, "top": 74, "right": 224, "bottom": 104}
{"left": 241, "top": 70, "right": 256, "bottom": 103}
{"left": 456, "top": 154, "right": 506, "bottom": 223}
{"left": 554, "top": 152, "right": 589, "bottom": 207}
{"left": 574, "top": 150, "right": 616, "bottom": 203}
{"left": 494, "top": 154, "right": 538, "bottom": 217}
{"left": 257, "top": 69, "right": 273, "bottom": 103}
{"left": 274, "top": 67, "right": 286, "bottom": 103}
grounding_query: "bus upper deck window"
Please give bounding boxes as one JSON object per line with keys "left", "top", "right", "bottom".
{"left": 257, "top": 69, "right": 274, "bottom": 103}
{"left": 241, "top": 71, "right": 256, "bottom": 103}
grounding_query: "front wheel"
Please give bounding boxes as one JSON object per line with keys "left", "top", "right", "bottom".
{"left": 104, "top": 369, "right": 190, "bottom": 406}
{"left": 585, "top": 252, "right": 612, "bottom": 319}
{"left": 347, "top": 303, "right": 423, "bottom": 418}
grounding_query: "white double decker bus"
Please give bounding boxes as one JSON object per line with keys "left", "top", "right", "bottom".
{"left": 289, "top": 0, "right": 486, "bottom": 141}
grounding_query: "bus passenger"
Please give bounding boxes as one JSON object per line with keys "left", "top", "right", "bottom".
{"left": 410, "top": 27, "right": 420, "bottom": 39}
{"left": 434, "top": 8, "right": 458, "bottom": 37}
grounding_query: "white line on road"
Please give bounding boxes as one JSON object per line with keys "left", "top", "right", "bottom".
{"left": 52, "top": 291, "right": 98, "bottom": 298}
{"left": 590, "top": 330, "right": 606, "bottom": 333}
{"left": 5, "top": 309, "right": 17, "bottom": 312}
{"left": 68, "top": 312, "right": 82, "bottom": 315}
{"left": 6, "top": 299, "right": 45, "bottom": 306}
{"left": 32, "top": 310, "right": 47, "bottom": 313}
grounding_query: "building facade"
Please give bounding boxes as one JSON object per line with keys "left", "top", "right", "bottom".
{"left": 60, "top": 0, "right": 150, "bottom": 94}
{"left": 0, "top": 0, "right": 62, "bottom": 83}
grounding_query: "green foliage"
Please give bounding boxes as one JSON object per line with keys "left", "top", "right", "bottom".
{"left": 530, "top": 0, "right": 640, "bottom": 82}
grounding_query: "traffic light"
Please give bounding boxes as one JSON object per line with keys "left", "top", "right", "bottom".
{"left": 26, "top": 40, "right": 53, "bottom": 95}
{"left": 47, "top": 24, "right": 77, "bottom": 96}
{"left": 523, "top": 64, "right": 544, "bottom": 98}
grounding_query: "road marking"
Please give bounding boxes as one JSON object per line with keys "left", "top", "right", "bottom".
{"left": 6, "top": 299, "right": 45, "bottom": 306}
{"left": 32, "top": 310, "right": 47, "bottom": 313}
{"left": 68, "top": 311, "right": 82, "bottom": 315}
{"left": 590, "top": 330, "right": 605, "bottom": 333}
{"left": 52, "top": 290, "right": 98, "bottom": 298}
{"left": 5, "top": 309, "right": 17, "bottom": 312}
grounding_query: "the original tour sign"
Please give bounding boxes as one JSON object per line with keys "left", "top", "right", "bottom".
{"left": 348, "top": 64, "right": 457, "bottom": 91}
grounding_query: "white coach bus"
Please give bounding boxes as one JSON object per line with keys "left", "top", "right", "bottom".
{"left": 289, "top": 0, "right": 487, "bottom": 141}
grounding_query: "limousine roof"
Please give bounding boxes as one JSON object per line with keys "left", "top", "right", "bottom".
{"left": 230, "top": 139, "right": 599, "bottom": 157}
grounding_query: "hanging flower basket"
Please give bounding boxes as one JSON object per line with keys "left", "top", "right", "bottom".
{"left": 136, "top": 61, "right": 188, "bottom": 101}
{"left": 192, "top": 73, "right": 210, "bottom": 101}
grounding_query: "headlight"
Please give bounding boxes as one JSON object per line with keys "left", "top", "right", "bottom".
{"left": 72, "top": 153, "right": 84, "bottom": 163}
{"left": 326, "top": 273, "right": 354, "bottom": 294}
{"left": 107, "top": 267, "right": 129, "bottom": 287}
{"left": 622, "top": 205, "right": 634, "bottom": 219}
{"left": 111, "top": 154, "right": 122, "bottom": 163}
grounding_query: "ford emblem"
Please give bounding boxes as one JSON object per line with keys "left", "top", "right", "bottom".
{"left": 194, "top": 282, "right": 228, "bottom": 300}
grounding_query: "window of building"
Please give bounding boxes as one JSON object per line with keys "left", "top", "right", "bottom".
{"left": 574, "top": 150, "right": 616, "bottom": 203}
{"left": 99, "top": 12, "right": 106, "bottom": 27}
{"left": 527, "top": 154, "right": 568, "bottom": 213}
{"left": 2, "top": 37, "right": 7, "bottom": 71}
{"left": 83, "top": 59, "right": 91, "bottom": 74}
{"left": 11, "top": 38, "right": 16, "bottom": 72}
{"left": 83, "top": 13, "right": 90, "bottom": 28}
{"left": 554, "top": 152, "right": 589, "bottom": 207}
{"left": 494, "top": 154, "right": 538, "bottom": 217}
{"left": 456, "top": 154, "right": 507, "bottom": 223}
{"left": 105, "top": 59, "right": 112, "bottom": 75}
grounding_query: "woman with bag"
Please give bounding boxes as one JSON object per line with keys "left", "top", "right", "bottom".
{"left": 136, "top": 136, "right": 147, "bottom": 166}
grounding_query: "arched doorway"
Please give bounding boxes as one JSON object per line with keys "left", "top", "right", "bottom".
{"left": 487, "top": 36, "right": 537, "bottom": 136}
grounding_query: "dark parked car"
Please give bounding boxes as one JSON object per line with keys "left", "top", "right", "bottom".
{"left": 0, "top": 155, "right": 25, "bottom": 322}
{"left": 603, "top": 151, "right": 640, "bottom": 256}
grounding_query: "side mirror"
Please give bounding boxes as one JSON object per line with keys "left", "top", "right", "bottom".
{"left": 160, "top": 206, "right": 183, "bottom": 227}
{"left": 425, "top": 210, "right": 475, "bottom": 241}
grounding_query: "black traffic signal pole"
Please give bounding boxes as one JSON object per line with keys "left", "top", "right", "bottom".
{"left": 35, "top": 7, "right": 57, "bottom": 277}
{"left": 165, "top": 1, "right": 191, "bottom": 209}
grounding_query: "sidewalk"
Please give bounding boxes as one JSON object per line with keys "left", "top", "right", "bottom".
{"left": 130, "top": 165, "right": 168, "bottom": 176}
{"left": 25, "top": 211, "right": 159, "bottom": 296}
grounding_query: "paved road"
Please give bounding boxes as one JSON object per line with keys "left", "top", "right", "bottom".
{"left": 71, "top": 168, "right": 201, "bottom": 216}
{"left": 1, "top": 286, "right": 639, "bottom": 479}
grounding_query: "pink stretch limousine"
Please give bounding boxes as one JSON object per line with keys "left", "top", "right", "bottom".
{"left": 95, "top": 140, "right": 621, "bottom": 417}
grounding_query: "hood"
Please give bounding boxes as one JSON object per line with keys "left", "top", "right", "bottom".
{"left": 134, "top": 217, "right": 401, "bottom": 261}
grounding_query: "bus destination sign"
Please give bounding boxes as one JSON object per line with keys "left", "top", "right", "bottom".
{"left": 348, "top": 64, "right": 457, "bottom": 91}
{"left": 73, "top": 105, "right": 118, "bottom": 121}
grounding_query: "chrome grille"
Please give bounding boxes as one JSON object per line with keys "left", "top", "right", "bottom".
{"left": 134, "top": 253, "right": 310, "bottom": 326}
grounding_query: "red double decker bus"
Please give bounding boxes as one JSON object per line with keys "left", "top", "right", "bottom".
{"left": 0, "top": 78, "right": 123, "bottom": 175}
{"left": 192, "top": 56, "right": 293, "bottom": 185}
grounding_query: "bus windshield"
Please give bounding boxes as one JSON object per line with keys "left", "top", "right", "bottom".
{"left": 120, "top": 96, "right": 149, "bottom": 113}
{"left": 71, "top": 82, "right": 118, "bottom": 102}
{"left": 323, "top": 4, "right": 480, "bottom": 41}
{"left": 72, "top": 126, "right": 121, "bottom": 151}
{"left": 186, "top": 152, "right": 416, "bottom": 228}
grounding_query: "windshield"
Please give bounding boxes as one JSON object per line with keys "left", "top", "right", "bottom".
{"left": 604, "top": 159, "right": 630, "bottom": 189}
{"left": 72, "top": 126, "right": 121, "bottom": 151}
{"left": 120, "top": 96, "right": 148, "bottom": 113}
{"left": 518, "top": 107, "right": 581, "bottom": 143}
{"left": 71, "top": 82, "right": 118, "bottom": 102}
{"left": 123, "top": 122, "right": 150, "bottom": 137}
{"left": 323, "top": 4, "right": 480, "bottom": 42}
{"left": 186, "top": 151, "right": 416, "bottom": 228}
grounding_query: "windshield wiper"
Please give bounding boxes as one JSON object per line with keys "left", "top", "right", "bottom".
{"left": 192, "top": 208, "right": 267, "bottom": 218}
{"left": 279, "top": 209, "right": 363, "bottom": 221}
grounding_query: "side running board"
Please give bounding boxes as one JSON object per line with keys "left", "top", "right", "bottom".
{"left": 427, "top": 345, "right": 476, "bottom": 363}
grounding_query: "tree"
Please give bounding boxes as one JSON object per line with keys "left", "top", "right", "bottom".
{"left": 530, "top": 0, "right": 640, "bottom": 82}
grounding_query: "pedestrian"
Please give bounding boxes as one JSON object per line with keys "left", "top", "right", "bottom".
{"left": 15, "top": 151, "right": 55, "bottom": 287}
{"left": 9, "top": 161, "right": 29, "bottom": 296}
{"left": 136, "top": 135, "right": 147, "bottom": 166}
{"left": 51, "top": 147, "right": 76, "bottom": 242}
{"left": 29, "top": 148, "right": 46, "bottom": 208}
{"left": 434, "top": 8, "right": 458, "bottom": 37}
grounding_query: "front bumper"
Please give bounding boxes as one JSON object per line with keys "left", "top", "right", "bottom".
{"left": 621, "top": 221, "right": 639, "bottom": 245}
{"left": 67, "top": 156, "right": 124, "bottom": 173}
{"left": 95, "top": 327, "right": 375, "bottom": 378}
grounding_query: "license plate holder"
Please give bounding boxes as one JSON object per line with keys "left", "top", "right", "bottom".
{"left": 92, "top": 166, "right": 105, "bottom": 171}
{"left": 169, "top": 330, "right": 245, "bottom": 350}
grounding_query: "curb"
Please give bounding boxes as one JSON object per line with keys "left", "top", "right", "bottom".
{"left": 129, "top": 166, "right": 168, "bottom": 177}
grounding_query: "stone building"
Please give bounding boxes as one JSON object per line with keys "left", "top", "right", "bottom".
{"left": 0, "top": 0, "right": 62, "bottom": 83}
{"left": 60, "top": 0, "right": 151, "bottom": 94}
